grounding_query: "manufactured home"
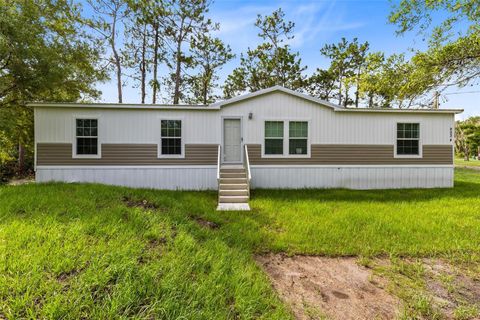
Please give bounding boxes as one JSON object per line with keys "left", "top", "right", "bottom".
{"left": 32, "top": 86, "right": 462, "bottom": 209}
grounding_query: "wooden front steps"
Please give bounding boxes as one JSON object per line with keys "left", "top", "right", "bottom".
{"left": 217, "top": 165, "right": 250, "bottom": 211}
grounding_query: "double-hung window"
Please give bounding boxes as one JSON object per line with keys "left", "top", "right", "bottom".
{"left": 396, "top": 123, "right": 420, "bottom": 155}
{"left": 264, "top": 121, "right": 284, "bottom": 155}
{"left": 289, "top": 121, "right": 308, "bottom": 155}
{"left": 161, "top": 120, "right": 182, "bottom": 155}
{"left": 76, "top": 119, "right": 98, "bottom": 155}
{"left": 264, "top": 120, "right": 309, "bottom": 156}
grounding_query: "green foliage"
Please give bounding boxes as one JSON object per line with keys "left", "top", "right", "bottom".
{"left": 124, "top": 0, "right": 168, "bottom": 104}
{"left": 188, "top": 35, "right": 234, "bottom": 104}
{"left": 389, "top": 0, "right": 480, "bottom": 89}
{"left": 0, "top": 0, "right": 107, "bottom": 173}
{"left": 83, "top": 0, "right": 129, "bottom": 103}
{"left": 455, "top": 116, "right": 480, "bottom": 159}
{"left": 359, "top": 52, "right": 431, "bottom": 108}
{"left": 162, "top": 0, "right": 215, "bottom": 104}
{"left": 316, "top": 38, "right": 369, "bottom": 107}
{"left": 305, "top": 68, "right": 337, "bottom": 101}
{"left": 0, "top": 0, "right": 106, "bottom": 104}
{"left": 223, "top": 8, "right": 307, "bottom": 98}
{"left": 311, "top": 38, "right": 433, "bottom": 108}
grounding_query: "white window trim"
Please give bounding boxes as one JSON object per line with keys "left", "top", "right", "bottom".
{"left": 262, "top": 118, "right": 311, "bottom": 158}
{"left": 72, "top": 115, "right": 101, "bottom": 159}
{"left": 158, "top": 117, "right": 185, "bottom": 158}
{"left": 394, "top": 121, "right": 423, "bottom": 158}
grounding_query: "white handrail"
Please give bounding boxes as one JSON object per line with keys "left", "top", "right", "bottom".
{"left": 216, "top": 144, "right": 221, "bottom": 181}
{"left": 244, "top": 144, "right": 251, "bottom": 181}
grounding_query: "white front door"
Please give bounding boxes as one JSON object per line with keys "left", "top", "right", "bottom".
{"left": 223, "top": 118, "right": 242, "bottom": 163}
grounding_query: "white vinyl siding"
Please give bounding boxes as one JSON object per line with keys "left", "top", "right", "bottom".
{"left": 35, "top": 94, "right": 454, "bottom": 147}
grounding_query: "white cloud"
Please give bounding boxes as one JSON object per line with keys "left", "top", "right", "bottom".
{"left": 287, "top": 1, "right": 365, "bottom": 48}
{"left": 209, "top": 4, "right": 280, "bottom": 53}
{"left": 209, "top": 0, "right": 365, "bottom": 53}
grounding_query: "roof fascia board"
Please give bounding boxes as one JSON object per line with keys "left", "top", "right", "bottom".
{"left": 29, "top": 103, "right": 218, "bottom": 111}
{"left": 334, "top": 108, "right": 463, "bottom": 114}
{"left": 210, "top": 85, "right": 342, "bottom": 110}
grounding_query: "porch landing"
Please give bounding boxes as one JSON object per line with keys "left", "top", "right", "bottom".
{"left": 216, "top": 203, "right": 251, "bottom": 211}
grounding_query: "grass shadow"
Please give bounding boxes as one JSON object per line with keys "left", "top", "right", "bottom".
{"left": 250, "top": 180, "right": 480, "bottom": 204}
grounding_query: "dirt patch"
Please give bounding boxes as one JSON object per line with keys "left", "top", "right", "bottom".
{"left": 455, "top": 165, "right": 480, "bottom": 171}
{"left": 122, "top": 196, "right": 159, "bottom": 210}
{"left": 192, "top": 216, "right": 220, "bottom": 229}
{"left": 8, "top": 177, "right": 35, "bottom": 186}
{"left": 57, "top": 269, "right": 81, "bottom": 282}
{"left": 256, "top": 254, "right": 401, "bottom": 320}
{"left": 56, "top": 263, "right": 89, "bottom": 282}
{"left": 148, "top": 237, "right": 168, "bottom": 248}
{"left": 423, "top": 259, "right": 480, "bottom": 318}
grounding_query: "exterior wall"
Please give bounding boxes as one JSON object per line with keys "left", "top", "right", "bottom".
{"left": 34, "top": 90, "right": 456, "bottom": 190}
{"left": 35, "top": 108, "right": 220, "bottom": 144}
{"left": 219, "top": 92, "right": 454, "bottom": 146}
{"left": 251, "top": 166, "right": 453, "bottom": 189}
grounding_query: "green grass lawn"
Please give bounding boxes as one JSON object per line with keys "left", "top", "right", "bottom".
{"left": 1, "top": 169, "right": 480, "bottom": 319}
{"left": 455, "top": 157, "right": 480, "bottom": 167}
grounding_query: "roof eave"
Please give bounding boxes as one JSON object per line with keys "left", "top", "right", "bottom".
{"left": 211, "top": 85, "right": 343, "bottom": 110}
{"left": 27, "top": 102, "right": 217, "bottom": 110}
{"left": 334, "top": 108, "right": 463, "bottom": 114}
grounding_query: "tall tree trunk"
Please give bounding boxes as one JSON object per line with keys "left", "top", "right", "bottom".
{"left": 202, "top": 68, "right": 210, "bottom": 105}
{"left": 18, "top": 142, "right": 24, "bottom": 176}
{"left": 140, "top": 25, "right": 147, "bottom": 104}
{"left": 202, "top": 79, "right": 208, "bottom": 105}
{"left": 111, "top": 15, "right": 122, "bottom": 103}
{"left": 355, "top": 67, "right": 361, "bottom": 108}
{"left": 337, "top": 71, "right": 343, "bottom": 106}
{"left": 343, "top": 84, "right": 349, "bottom": 107}
{"left": 152, "top": 22, "right": 159, "bottom": 104}
{"left": 368, "top": 93, "right": 373, "bottom": 108}
{"left": 464, "top": 146, "right": 470, "bottom": 161}
{"left": 173, "top": 37, "right": 182, "bottom": 104}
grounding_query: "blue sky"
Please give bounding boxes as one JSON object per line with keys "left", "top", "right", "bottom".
{"left": 95, "top": 0, "right": 479, "bottom": 119}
